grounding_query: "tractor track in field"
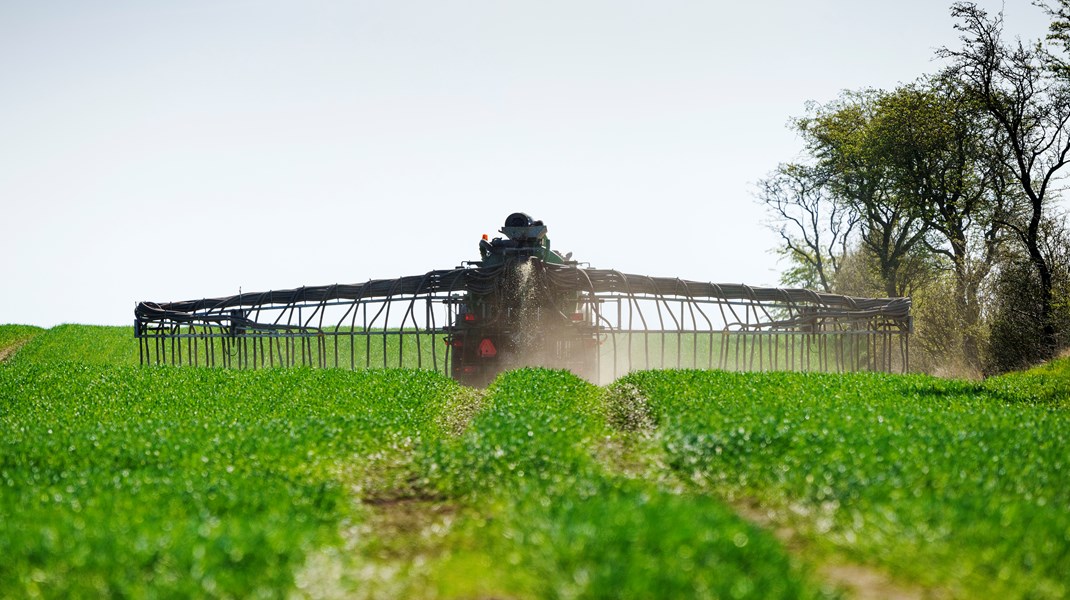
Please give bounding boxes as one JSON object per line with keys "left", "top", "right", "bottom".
{"left": 598, "top": 382, "right": 931, "bottom": 600}
{"left": 731, "top": 500, "right": 927, "bottom": 600}
{"left": 0, "top": 338, "right": 32, "bottom": 363}
{"left": 293, "top": 451, "right": 461, "bottom": 600}
{"left": 294, "top": 386, "right": 485, "bottom": 600}
{"left": 311, "top": 381, "right": 933, "bottom": 600}
{"left": 437, "top": 386, "right": 487, "bottom": 437}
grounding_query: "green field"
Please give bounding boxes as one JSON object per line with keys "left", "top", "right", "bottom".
{"left": 1, "top": 324, "right": 1068, "bottom": 598}
{"left": 0, "top": 324, "right": 43, "bottom": 359}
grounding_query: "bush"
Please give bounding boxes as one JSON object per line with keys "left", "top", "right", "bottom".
{"left": 985, "top": 218, "right": 1070, "bottom": 374}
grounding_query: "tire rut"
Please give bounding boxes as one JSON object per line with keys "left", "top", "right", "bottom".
{"left": 598, "top": 381, "right": 931, "bottom": 600}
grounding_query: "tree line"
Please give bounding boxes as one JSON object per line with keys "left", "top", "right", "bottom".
{"left": 761, "top": 1, "right": 1070, "bottom": 375}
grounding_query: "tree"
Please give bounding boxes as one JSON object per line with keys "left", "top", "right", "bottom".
{"left": 867, "top": 78, "right": 1012, "bottom": 367}
{"left": 795, "top": 91, "right": 933, "bottom": 298}
{"left": 1040, "top": 0, "right": 1070, "bottom": 74}
{"left": 758, "top": 163, "right": 856, "bottom": 292}
{"left": 985, "top": 213, "right": 1070, "bottom": 372}
{"left": 942, "top": 1, "right": 1070, "bottom": 360}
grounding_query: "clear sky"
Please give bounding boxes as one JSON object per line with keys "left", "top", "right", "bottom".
{"left": 0, "top": 0, "right": 1055, "bottom": 327}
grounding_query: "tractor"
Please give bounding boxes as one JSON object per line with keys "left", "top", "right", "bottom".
{"left": 446, "top": 212, "right": 600, "bottom": 386}
{"left": 135, "top": 212, "right": 913, "bottom": 383}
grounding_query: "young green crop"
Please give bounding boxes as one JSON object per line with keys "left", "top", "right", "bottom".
{"left": 415, "top": 369, "right": 832, "bottom": 599}
{"left": 9, "top": 324, "right": 1069, "bottom": 598}
{"left": 9, "top": 324, "right": 139, "bottom": 366}
{"left": 0, "top": 324, "right": 42, "bottom": 357}
{"left": 621, "top": 368, "right": 1070, "bottom": 599}
{"left": 982, "top": 355, "right": 1070, "bottom": 406}
{"left": 4, "top": 328, "right": 832, "bottom": 599}
{"left": 0, "top": 362, "right": 456, "bottom": 598}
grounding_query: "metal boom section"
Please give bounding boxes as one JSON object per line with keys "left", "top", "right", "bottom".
{"left": 135, "top": 261, "right": 911, "bottom": 384}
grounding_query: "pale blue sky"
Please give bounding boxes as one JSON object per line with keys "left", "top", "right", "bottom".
{"left": 0, "top": 1, "right": 1055, "bottom": 326}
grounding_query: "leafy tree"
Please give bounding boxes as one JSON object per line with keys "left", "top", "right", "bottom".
{"left": 867, "top": 78, "right": 1012, "bottom": 367}
{"left": 795, "top": 91, "right": 933, "bottom": 298}
{"left": 942, "top": 1, "right": 1070, "bottom": 360}
{"left": 760, "top": 1, "right": 1070, "bottom": 372}
{"left": 1040, "top": 0, "right": 1070, "bottom": 73}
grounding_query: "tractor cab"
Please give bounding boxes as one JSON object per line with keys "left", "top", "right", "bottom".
{"left": 477, "top": 212, "right": 574, "bottom": 267}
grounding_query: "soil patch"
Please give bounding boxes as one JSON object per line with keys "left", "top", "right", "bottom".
{"left": 0, "top": 338, "right": 31, "bottom": 363}
{"left": 439, "top": 386, "right": 486, "bottom": 437}
{"left": 732, "top": 499, "right": 928, "bottom": 600}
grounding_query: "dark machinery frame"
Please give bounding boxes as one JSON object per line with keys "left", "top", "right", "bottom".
{"left": 135, "top": 261, "right": 912, "bottom": 384}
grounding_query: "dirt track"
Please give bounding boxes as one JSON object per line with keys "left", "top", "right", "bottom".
{"left": 0, "top": 339, "right": 30, "bottom": 362}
